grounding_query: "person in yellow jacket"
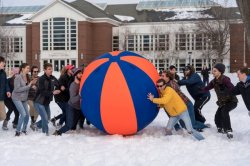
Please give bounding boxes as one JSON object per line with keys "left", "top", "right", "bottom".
{"left": 147, "top": 79, "right": 204, "bottom": 141}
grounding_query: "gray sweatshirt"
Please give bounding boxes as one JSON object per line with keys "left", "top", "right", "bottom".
{"left": 12, "top": 74, "right": 31, "bottom": 101}
{"left": 68, "top": 81, "right": 81, "bottom": 110}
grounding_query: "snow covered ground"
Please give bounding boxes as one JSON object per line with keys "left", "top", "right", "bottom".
{"left": 0, "top": 72, "right": 250, "bottom": 166}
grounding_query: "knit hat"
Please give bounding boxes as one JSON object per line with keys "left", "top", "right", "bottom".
{"left": 65, "top": 64, "right": 75, "bottom": 70}
{"left": 184, "top": 65, "right": 192, "bottom": 71}
{"left": 72, "top": 68, "right": 82, "bottom": 77}
{"left": 214, "top": 63, "right": 225, "bottom": 74}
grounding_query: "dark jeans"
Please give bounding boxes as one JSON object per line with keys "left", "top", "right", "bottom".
{"left": 215, "top": 102, "right": 237, "bottom": 132}
{"left": 194, "top": 96, "right": 210, "bottom": 123}
{"left": 4, "top": 98, "right": 19, "bottom": 125}
{"left": 58, "top": 105, "right": 81, "bottom": 134}
{"left": 56, "top": 102, "right": 68, "bottom": 125}
{"left": 203, "top": 77, "right": 209, "bottom": 86}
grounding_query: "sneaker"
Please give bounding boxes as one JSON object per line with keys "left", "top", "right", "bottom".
{"left": 227, "top": 131, "right": 234, "bottom": 139}
{"left": 30, "top": 123, "right": 37, "bottom": 131}
{"left": 217, "top": 128, "right": 224, "bottom": 134}
{"left": 2, "top": 120, "right": 8, "bottom": 130}
{"left": 22, "top": 131, "right": 28, "bottom": 135}
{"left": 50, "top": 118, "right": 56, "bottom": 126}
{"left": 15, "top": 131, "right": 21, "bottom": 136}
{"left": 13, "top": 123, "right": 17, "bottom": 129}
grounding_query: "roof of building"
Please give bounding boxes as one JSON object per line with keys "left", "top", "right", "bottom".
{"left": 62, "top": 0, "right": 119, "bottom": 21}
{"left": 0, "top": 0, "right": 242, "bottom": 26}
{"left": 105, "top": 4, "right": 241, "bottom": 22}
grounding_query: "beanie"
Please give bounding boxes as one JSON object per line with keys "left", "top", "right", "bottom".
{"left": 214, "top": 63, "right": 225, "bottom": 74}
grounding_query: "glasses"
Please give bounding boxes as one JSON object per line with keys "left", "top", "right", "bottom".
{"left": 33, "top": 71, "right": 39, "bottom": 73}
{"left": 156, "top": 84, "right": 165, "bottom": 88}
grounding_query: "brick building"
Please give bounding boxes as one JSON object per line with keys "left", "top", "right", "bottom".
{"left": 0, "top": 0, "right": 249, "bottom": 72}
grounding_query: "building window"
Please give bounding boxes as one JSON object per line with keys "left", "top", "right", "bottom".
{"left": 195, "top": 34, "right": 203, "bottom": 50}
{"left": 176, "top": 34, "right": 189, "bottom": 51}
{"left": 156, "top": 34, "right": 169, "bottom": 51}
{"left": 42, "top": 17, "right": 77, "bottom": 51}
{"left": 127, "top": 35, "right": 135, "bottom": 51}
{"left": 143, "top": 35, "right": 150, "bottom": 51}
{"left": 0, "top": 37, "right": 23, "bottom": 53}
{"left": 112, "top": 36, "right": 119, "bottom": 51}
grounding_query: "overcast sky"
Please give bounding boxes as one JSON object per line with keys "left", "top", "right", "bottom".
{"left": 1, "top": 0, "right": 237, "bottom": 7}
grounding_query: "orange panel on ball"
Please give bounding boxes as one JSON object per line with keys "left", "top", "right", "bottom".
{"left": 100, "top": 62, "right": 137, "bottom": 135}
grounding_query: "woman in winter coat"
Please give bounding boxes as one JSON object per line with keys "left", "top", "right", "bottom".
{"left": 202, "top": 63, "right": 238, "bottom": 139}
{"left": 178, "top": 65, "right": 211, "bottom": 123}
{"left": 12, "top": 63, "right": 37, "bottom": 136}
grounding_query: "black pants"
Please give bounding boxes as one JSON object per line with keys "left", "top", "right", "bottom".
{"left": 194, "top": 96, "right": 210, "bottom": 123}
{"left": 215, "top": 101, "right": 237, "bottom": 132}
{"left": 4, "top": 98, "right": 19, "bottom": 125}
{"left": 203, "top": 77, "right": 209, "bottom": 86}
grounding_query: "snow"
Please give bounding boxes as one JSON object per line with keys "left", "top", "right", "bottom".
{"left": 1, "top": 72, "right": 250, "bottom": 165}
{"left": 165, "top": 10, "right": 213, "bottom": 20}
{"left": 114, "top": 15, "right": 135, "bottom": 22}
{"left": 6, "top": 14, "right": 33, "bottom": 24}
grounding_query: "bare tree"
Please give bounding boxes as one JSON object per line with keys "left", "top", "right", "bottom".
{"left": 196, "top": 2, "right": 231, "bottom": 62}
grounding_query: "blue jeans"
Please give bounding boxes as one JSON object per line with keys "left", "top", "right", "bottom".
{"left": 58, "top": 105, "right": 81, "bottom": 134}
{"left": 13, "top": 100, "right": 29, "bottom": 132}
{"left": 166, "top": 110, "right": 205, "bottom": 141}
{"left": 180, "top": 101, "right": 208, "bottom": 129}
{"left": 34, "top": 102, "right": 51, "bottom": 134}
{"left": 57, "top": 102, "right": 68, "bottom": 125}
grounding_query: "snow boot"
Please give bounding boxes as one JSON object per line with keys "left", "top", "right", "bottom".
{"left": 13, "top": 123, "right": 17, "bottom": 129}
{"left": 15, "top": 131, "right": 21, "bottom": 136}
{"left": 2, "top": 120, "right": 8, "bottom": 130}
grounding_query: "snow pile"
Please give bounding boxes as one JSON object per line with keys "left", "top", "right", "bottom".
{"left": 114, "top": 14, "right": 135, "bottom": 22}
{"left": 0, "top": 72, "right": 250, "bottom": 165}
{"left": 6, "top": 14, "right": 33, "bottom": 24}
{"left": 165, "top": 11, "right": 213, "bottom": 20}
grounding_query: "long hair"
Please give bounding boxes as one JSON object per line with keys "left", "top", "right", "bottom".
{"left": 60, "top": 66, "right": 67, "bottom": 76}
{"left": 19, "top": 63, "right": 30, "bottom": 83}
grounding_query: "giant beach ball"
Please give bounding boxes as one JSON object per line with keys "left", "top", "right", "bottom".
{"left": 80, "top": 51, "right": 159, "bottom": 135}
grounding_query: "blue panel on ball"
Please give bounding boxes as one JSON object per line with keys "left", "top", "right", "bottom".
{"left": 118, "top": 61, "right": 159, "bottom": 131}
{"left": 81, "top": 62, "right": 111, "bottom": 133}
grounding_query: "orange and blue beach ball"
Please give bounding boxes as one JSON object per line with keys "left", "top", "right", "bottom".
{"left": 80, "top": 51, "right": 159, "bottom": 135}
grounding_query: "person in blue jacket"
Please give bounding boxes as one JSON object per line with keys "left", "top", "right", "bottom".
{"left": 231, "top": 67, "right": 250, "bottom": 116}
{"left": 178, "top": 65, "right": 210, "bottom": 123}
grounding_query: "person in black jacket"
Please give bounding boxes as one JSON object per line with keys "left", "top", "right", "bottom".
{"left": 178, "top": 65, "right": 211, "bottom": 123}
{"left": 201, "top": 65, "right": 210, "bottom": 86}
{"left": 53, "top": 68, "right": 83, "bottom": 136}
{"left": 231, "top": 67, "right": 250, "bottom": 115}
{"left": 2, "top": 68, "right": 19, "bottom": 130}
{"left": 51, "top": 64, "right": 74, "bottom": 127}
{"left": 169, "top": 65, "right": 180, "bottom": 81}
{"left": 33, "top": 63, "right": 61, "bottom": 136}
{"left": 0, "top": 56, "right": 11, "bottom": 122}
{"left": 28, "top": 66, "right": 39, "bottom": 130}
{"left": 202, "top": 63, "right": 238, "bottom": 139}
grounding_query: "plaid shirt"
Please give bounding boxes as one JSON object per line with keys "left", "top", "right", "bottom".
{"left": 166, "top": 80, "right": 190, "bottom": 104}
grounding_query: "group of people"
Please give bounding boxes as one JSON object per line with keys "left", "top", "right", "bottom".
{"left": 148, "top": 64, "right": 250, "bottom": 140}
{"left": 0, "top": 56, "right": 85, "bottom": 136}
{"left": 1, "top": 55, "right": 250, "bottom": 140}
